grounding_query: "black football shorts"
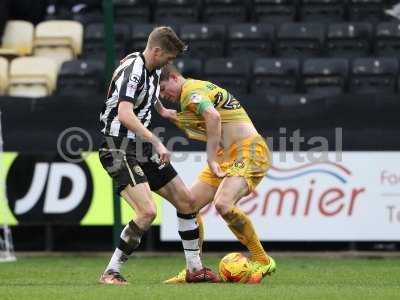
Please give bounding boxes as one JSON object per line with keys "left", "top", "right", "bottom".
{"left": 99, "top": 136, "right": 177, "bottom": 195}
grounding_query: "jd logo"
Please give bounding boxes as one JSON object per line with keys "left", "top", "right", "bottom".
{"left": 7, "top": 154, "right": 93, "bottom": 223}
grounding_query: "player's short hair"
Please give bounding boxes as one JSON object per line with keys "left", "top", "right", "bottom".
{"left": 147, "top": 26, "right": 187, "bottom": 55}
{"left": 160, "top": 64, "right": 181, "bottom": 81}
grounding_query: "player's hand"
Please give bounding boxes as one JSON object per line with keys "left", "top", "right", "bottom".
{"left": 154, "top": 142, "right": 171, "bottom": 164}
{"left": 208, "top": 160, "right": 226, "bottom": 178}
{"left": 161, "top": 108, "right": 178, "bottom": 121}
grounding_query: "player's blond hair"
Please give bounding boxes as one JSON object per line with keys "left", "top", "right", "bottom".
{"left": 147, "top": 26, "right": 187, "bottom": 54}
{"left": 160, "top": 64, "right": 181, "bottom": 81}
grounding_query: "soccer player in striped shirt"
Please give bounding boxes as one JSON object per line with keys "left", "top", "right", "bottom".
{"left": 98, "top": 27, "right": 218, "bottom": 285}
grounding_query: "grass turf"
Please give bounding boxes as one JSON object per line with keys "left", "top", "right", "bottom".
{"left": 0, "top": 255, "right": 399, "bottom": 300}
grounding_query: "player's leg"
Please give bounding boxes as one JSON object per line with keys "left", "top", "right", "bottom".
{"left": 214, "top": 176, "right": 275, "bottom": 283}
{"left": 156, "top": 176, "right": 219, "bottom": 283}
{"left": 100, "top": 183, "right": 156, "bottom": 285}
{"left": 157, "top": 176, "right": 202, "bottom": 272}
{"left": 99, "top": 144, "right": 155, "bottom": 285}
{"left": 189, "top": 179, "right": 219, "bottom": 254}
{"left": 214, "top": 176, "right": 268, "bottom": 262}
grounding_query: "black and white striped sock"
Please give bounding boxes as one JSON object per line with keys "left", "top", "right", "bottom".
{"left": 177, "top": 212, "right": 203, "bottom": 272}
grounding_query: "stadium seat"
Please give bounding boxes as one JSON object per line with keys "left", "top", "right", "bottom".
{"left": 204, "top": 58, "right": 250, "bottom": 95}
{"left": 113, "top": 0, "right": 150, "bottom": 23}
{"left": 154, "top": 0, "right": 200, "bottom": 25}
{"left": 302, "top": 58, "right": 348, "bottom": 96}
{"left": 84, "top": 23, "right": 128, "bottom": 61}
{"left": 0, "top": 57, "right": 8, "bottom": 95}
{"left": 33, "top": 20, "right": 83, "bottom": 68}
{"left": 326, "top": 23, "right": 372, "bottom": 58}
{"left": 299, "top": 0, "right": 346, "bottom": 23}
{"left": 174, "top": 58, "right": 203, "bottom": 78}
{"left": 129, "top": 24, "right": 180, "bottom": 52}
{"left": 57, "top": 59, "right": 105, "bottom": 96}
{"left": 252, "top": 0, "right": 297, "bottom": 24}
{"left": 180, "top": 24, "right": 225, "bottom": 59}
{"left": 44, "top": 1, "right": 103, "bottom": 24}
{"left": 72, "top": 8, "right": 104, "bottom": 25}
{"left": 244, "top": 93, "right": 277, "bottom": 112}
{"left": 129, "top": 24, "right": 154, "bottom": 52}
{"left": 276, "top": 23, "right": 325, "bottom": 58}
{"left": 350, "top": 57, "right": 399, "bottom": 94}
{"left": 375, "top": 22, "right": 400, "bottom": 57}
{"left": 348, "top": 0, "right": 386, "bottom": 22}
{"left": 203, "top": 0, "right": 249, "bottom": 24}
{"left": 8, "top": 57, "right": 57, "bottom": 98}
{"left": 0, "top": 20, "right": 34, "bottom": 56}
{"left": 251, "top": 58, "right": 300, "bottom": 95}
{"left": 227, "top": 23, "right": 274, "bottom": 58}
{"left": 277, "top": 93, "right": 328, "bottom": 120}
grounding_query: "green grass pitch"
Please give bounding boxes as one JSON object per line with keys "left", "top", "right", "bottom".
{"left": 0, "top": 255, "right": 399, "bottom": 300}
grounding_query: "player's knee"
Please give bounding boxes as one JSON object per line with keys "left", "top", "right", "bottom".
{"left": 214, "top": 197, "right": 232, "bottom": 216}
{"left": 139, "top": 205, "right": 157, "bottom": 226}
{"left": 181, "top": 197, "right": 198, "bottom": 214}
{"left": 173, "top": 190, "right": 198, "bottom": 214}
{"left": 144, "top": 207, "right": 157, "bottom": 223}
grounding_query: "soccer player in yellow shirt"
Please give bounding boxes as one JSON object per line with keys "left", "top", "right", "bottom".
{"left": 157, "top": 65, "right": 277, "bottom": 284}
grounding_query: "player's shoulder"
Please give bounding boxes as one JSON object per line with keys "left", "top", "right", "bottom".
{"left": 126, "top": 53, "right": 145, "bottom": 82}
{"left": 121, "top": 52, "right": 142, "bottom": 65}
{"left": 184, "top": 78, "right": 212, "bottom": 90}
{"left": 182, "top": 79, "right": 206, "bottom": 101}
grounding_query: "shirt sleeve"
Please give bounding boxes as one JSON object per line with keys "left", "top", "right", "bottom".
{"left": 118, "top": 60, "right": 143, "bottom": 104}
{"left": 183, "top": 91, "right": 213, "bottom": 116}
{"left": 153, "top": 72, "right": 161, "bottom": 106}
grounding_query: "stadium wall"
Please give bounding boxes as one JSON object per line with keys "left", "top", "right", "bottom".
{"left": 1, "top": 93, "right": 400, "bottom": 251}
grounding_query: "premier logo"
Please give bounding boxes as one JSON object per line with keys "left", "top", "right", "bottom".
{"left": 262, "top": 161, "right": 366, "bottom": 217}
{"left": 203, "top": 160, "right": 366, "bottom": 218}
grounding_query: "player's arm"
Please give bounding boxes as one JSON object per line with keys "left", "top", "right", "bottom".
{"left": 154, "top": 99, "right": 178, "bottom": 122}
{"left": 201, "top": 105, "right": 226, "bottom": 178}
{"left": 118, "top": 101, "right": 170, "bottom": 163}
{"left": 117, "top": 67, "right": 170, "bottom": 163}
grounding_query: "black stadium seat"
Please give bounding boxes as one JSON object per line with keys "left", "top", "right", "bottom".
{"left": 252, "top": 0, "right": 297, "bottom": 24}
{"left": 375, "top": 22, "right": 400, "bottom": 57}
{"left": 72, "top": 9, "right": 104, "bottom": 25}
{"left": 348, "top": 0, "right": 386, "bottom": 23}
{"left": 299, "top": 0, "right": 346, "bottom": 23}
{"left": 251, "top": 58, "right": 300, "bottom": 95}
{"left": 129, "top": 24, "right": 180, "bottom": 52}
{"left": 227, "top": 23, "right": 274, "bottom": 58}
{"left": 129, "top": 24, "right": 154, "bottom": 52}
{"left": 154, "top": 0, "right": 200, "bottom": 25}
{"left": 326, "top": 23, "right": 372, "bottom": 58}
{"left": 302, "top": 58, "right": 349, "bottom": 96}
{"left": 174, "top": 58, "right": 203, "bottom": 78}
{"left": 276, "top": 23, "right": 325, "bottom": 58}
{"left": 277, "top": 94, "right": 328, "bottom": 119}
{"left": 202, "top": 0, "right": 249, "bottom": 24}
{"left": 350, "top": 57, "right": 399, "bottom": 94}
{"left": 180, "top": 24, "right": 225, "bottom": 59}
{"left": 204, "top": 58, "right": 250, "bottom": 95}
{"left": 113, "top": 0, "right": 150, "bottom": 23}
{"left": 83, "top": 23, "right": 128, "bottom": 60}
{"left": 57, "top": 59, "right": 105, "bottom": 96}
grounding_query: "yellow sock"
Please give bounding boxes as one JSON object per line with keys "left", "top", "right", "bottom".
{"left": 222, "top": 207, "right": 269, "bottom": 264}
{"left": 196, "top": 213, "right": 204, "bottom": 256}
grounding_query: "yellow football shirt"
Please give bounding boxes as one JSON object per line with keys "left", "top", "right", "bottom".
{"left": 176, "top": 79, "right": 253, "bottom": 141}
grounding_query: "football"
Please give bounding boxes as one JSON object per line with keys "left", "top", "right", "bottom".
{"left": 219, "top": 252, "right": 251, "bottom": 283}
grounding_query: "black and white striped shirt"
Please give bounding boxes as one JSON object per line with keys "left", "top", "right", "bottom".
{"left": 100, "top": 52, "right": 161, "bottom": 139}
